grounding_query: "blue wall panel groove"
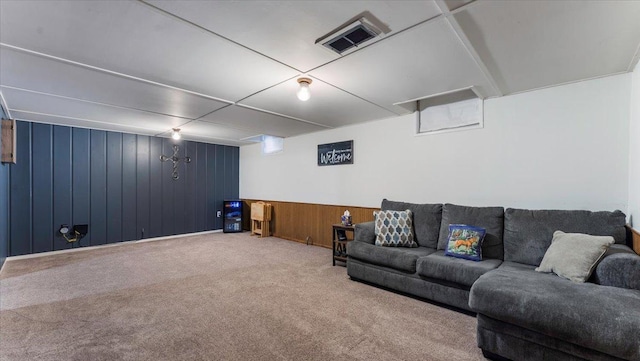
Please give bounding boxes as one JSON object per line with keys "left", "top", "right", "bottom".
{"left": 106, "top": 132, "right": 123, "bottom": 244}
{"left": 0, "top": 107, "right": 11, "bottom": 267}
{"left": 122, "top": 133, "right": 137, "bottom": 242}
{"left": 90, "top": 130, "right": 107, "bottom": 246}
{"left": 136, "top": 135, "right": 150, "bottom": 240}
{"left": 53, "top": 125, "right": 72, "bottom": 251}
{"left": 6, "top": 121, "right": 239, "bottom": 256}
{"left": 31, "top": 123, "right": 53, "bottom": 253}
{"left": 9, "top": 121, "right": 32, "bottom": 256}
{"left": 72, "top": 128, "right": 90, "bottom": 245}
{"left": 148, "top": 137, "right": 163, "bottom": 238}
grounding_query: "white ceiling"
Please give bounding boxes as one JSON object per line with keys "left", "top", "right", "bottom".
{"left": 1, "top": 0, "right": 639, "bottom": 146}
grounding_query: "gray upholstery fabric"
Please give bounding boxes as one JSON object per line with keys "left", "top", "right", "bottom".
{"left": 381, "top": 199, "right": 442, "bottom": 248}
{"left": 347, "top": 257, "right": 473, "bottom": 311}
{"left": 592, "top": 252, "right": 640, "bottom": 290}
{"left": 416, "top": 250, "right": 502, "bottom": 287}
{"left": 469, "top": 268, "right": 640, "bottom": 360}
{"left": 437, "top": 204, "right": 505, "bottom": 260}
{"left": 503, "top": 208, "right": 627, "bottom": 266}
{"left": 346, "top": 241, "right": 434, "bottom": 273}
{"left": 354, "top": 221, "right": 376, "bottom": 244}
{"left": 497, "top": 261, "right": 537, "bottom": 272}
{"left": 477, "top": 315, "right": 625, "bottom": 361}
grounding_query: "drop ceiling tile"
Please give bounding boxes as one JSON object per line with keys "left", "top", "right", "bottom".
{"left": 178, "top": 120, "right": 256, "bottom": 143}
{"left": 2, "top": 86, "right": 184, "bottom": 132}
{"left": 147, "top": 0, "right": 443, "bottom": 71}
{"left": 0, "top": 46, "right": 229, "bottom": 119}
{"left": 199, "top": 105, "right": 326, "bottom": 138}
{"left": 443, "top": 0, "right": 475, "bottom": 12}
{"left": 309, "top": 17, "right": 498, "bottom": 114}
{"left": 454, "top": 1, "right": 640, "bottom": 94}
{"left": 7, "top": 110, "right": 160, "bottom": 136}
{"left": 239, "top": 77, "right": 398, "bottom": 127}
{"left": 0, "top": 0, "right": 298, "bottom": 102}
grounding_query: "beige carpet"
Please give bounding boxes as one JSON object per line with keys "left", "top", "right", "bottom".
{"left": 0, "top": 233, "right": 485, "bottom": 361}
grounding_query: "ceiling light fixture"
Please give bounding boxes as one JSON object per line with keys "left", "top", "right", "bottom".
{"left": 297, "top": 77, "right": 312, "bottom": 101}
{"left": 171, "top": 128, "right": 181, "bottom": 140}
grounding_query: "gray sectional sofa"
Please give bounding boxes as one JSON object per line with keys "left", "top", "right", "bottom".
{"left": 346, "top": 200, "right": 640, "bottom": 361}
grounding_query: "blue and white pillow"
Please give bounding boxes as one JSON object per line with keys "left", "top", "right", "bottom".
{"left": 444, "top": 224, "right": 486, "bottom": 261}
{"left": 374, "top": 210, "right": 417, "bottom": 247}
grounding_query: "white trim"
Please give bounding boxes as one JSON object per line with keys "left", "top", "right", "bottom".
{"left": 3, "top": 230, "right": 223, "bottom": 262}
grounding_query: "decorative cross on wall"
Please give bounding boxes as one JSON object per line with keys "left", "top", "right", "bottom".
{"left": 160, "top": 144, "right": 191, "bottom": 180}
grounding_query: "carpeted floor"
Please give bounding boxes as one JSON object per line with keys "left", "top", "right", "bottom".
{"left": 0, "top": 233, "right": 485, "bottom": 361}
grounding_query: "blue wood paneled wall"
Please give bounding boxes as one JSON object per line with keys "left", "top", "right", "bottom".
{"left": 7, "top": 121, "right": 239, "bottom": 256}
{"left": 0, "top": 107, "right": 9, "bottom": 268}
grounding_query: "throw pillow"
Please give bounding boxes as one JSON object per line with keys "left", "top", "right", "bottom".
{"left": 444, "top": 224, "right": 486, "bottom": 261}
{"left": 535, "top": 231, "right": 614, "bottom": 283}
{"left": 374, "top": 210, "right": 417, "bottom": 247}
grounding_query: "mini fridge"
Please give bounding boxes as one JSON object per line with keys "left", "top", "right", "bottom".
{"left": 223, "top": 200, "right": 243, "bottom": 233}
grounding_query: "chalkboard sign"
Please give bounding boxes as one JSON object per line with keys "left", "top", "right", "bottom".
{"left": 318, "top": 140, "right": 353, "bottom": 166}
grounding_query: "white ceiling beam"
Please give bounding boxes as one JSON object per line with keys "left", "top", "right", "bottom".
{"left": 434, "top": 0, "right": 504, "bottom": 97}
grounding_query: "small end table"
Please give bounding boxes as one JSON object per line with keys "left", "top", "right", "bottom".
{"left": 332, "top": 223, "right": 355, "bottom": 266}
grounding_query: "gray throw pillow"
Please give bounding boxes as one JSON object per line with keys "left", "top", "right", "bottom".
{"left": 535, "top": 231, "right": 614, "bottom": 282}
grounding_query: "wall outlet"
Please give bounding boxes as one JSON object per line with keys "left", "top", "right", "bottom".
{"left": 216, "top": 210, "right": 221, "bottom": 217}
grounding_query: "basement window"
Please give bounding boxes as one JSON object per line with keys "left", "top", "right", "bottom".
{"left": 262, "top": 135, "right": 283, "bottom": 155}
{"left": 418, "top": 97, "right": 483, "bottom": 134}
{"left": 395, "top": 87, "right": 484, "bottom": 136}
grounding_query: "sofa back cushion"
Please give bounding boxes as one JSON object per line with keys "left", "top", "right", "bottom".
{"left": 437, "top": 204, "right": 505, "bottom": 260}
{"left": 503, "top": 208, "right": 627, "bottom": 266}
{"left": 381, "top": 199, "right": 442, "bottom": 248}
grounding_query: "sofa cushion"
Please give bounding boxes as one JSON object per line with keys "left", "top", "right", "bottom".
{"left": 374, "top": 210, "right": 417, "bottom": 247}
{"left": 444, "top": 224, "right": 486, "bottom": 261}
{"left": 417, "top": 250, "right": 502, "bottom": 287}
{"left": 437, "top": 204, "right": 504, "bottom": 260}
{"left": 347, "top": 241, "right": 435, "bottom": 273}
{"left": 381, "top": 199, "right": 442, "bottom": 248}
{"left": 535, "top": 231, "right": 614, "bottom": 282}
{"left": 469, "top": 268, "right": 640, "bottom": 361}
{"left": 503, "top": 208, "right": 627, "bottom": 266}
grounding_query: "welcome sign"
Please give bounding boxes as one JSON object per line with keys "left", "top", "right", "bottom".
{"left": 317, "top": 140, "right": 353, "bottom": 166}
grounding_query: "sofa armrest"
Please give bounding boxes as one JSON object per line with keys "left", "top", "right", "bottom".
{"left": 354, "top": 221, "right": 375, "bottom": 244}
{"left": 592, "top": 252, "right": 640, "bottom": 290}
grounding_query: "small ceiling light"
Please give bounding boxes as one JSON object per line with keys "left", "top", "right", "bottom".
{"left": 297, "top": 77, "right": 312, "bottom": 101}
{"left": 171, "top": 128, "right": 181, "bottom": 140}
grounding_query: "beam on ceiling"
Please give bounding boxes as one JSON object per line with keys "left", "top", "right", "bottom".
{"left": 434, "top": 0, "right": 504, "bottom": 98}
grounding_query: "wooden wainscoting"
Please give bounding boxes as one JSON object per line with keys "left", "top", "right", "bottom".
{"left": 629, "top": 225, "right": 640, "bottom": 255}
{"left": 242, "top": 199, "right": 378, "bottom": 249}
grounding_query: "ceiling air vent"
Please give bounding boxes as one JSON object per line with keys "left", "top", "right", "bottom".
{"left": 316, "top": 12, "right": 389, "bottom": 55}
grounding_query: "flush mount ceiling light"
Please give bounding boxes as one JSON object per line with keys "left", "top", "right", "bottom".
{"left": 297, "top": 77, "right": 312, "bottom": 101}
{"left": 171, "top": 128, "right": 181, "bottom": 140}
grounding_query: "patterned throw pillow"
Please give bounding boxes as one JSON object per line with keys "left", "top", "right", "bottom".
{"left": 374, "top": 210, "right": 417, "bottom": 247}
{"left": 444, "top": 224, "right": 486, "bottom": 261}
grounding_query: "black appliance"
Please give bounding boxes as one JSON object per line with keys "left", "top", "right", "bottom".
{"left": 223, "top": 200, "right": 243, "bottom": 233}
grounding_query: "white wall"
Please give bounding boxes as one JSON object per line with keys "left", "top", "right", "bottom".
{"left": 241, "top": 74, "right": 631, "bottom": 212}
{"left": 629, "top": 62, "right": 640, "bottom": 227}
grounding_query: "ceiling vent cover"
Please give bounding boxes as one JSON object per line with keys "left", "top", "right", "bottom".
{"left": 323, "top": 24, "right": 378, "bottom": 54}
{"left": 316, "top": 13, "right": 389, "bottom": 55}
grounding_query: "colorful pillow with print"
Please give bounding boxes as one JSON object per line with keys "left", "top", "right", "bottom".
{"left": 374, "top": 210, "right": 417, "bottom": 247}
{"left": 444, "top": 224, "right": 486, "bottom": 261}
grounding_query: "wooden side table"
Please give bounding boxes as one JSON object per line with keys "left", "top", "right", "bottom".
{"left": 332, "top": 223, "right": 355, "bottom": 266}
